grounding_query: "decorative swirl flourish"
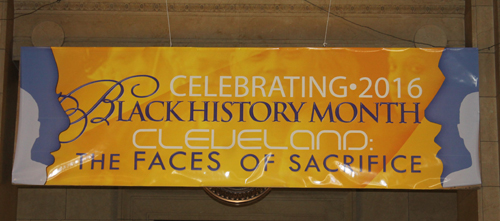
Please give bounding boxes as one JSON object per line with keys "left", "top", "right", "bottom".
{"left": 59, "top": 75, "right": 160, "bottom": 143}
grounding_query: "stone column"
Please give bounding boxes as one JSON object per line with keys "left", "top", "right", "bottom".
{"left": 0, "top": 0, "right": 17, "bottom": 220}
{"left": 470, "top": 0, "right": 500, "bottom": 220}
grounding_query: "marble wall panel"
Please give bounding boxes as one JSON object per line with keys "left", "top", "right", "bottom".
{"left": 479, "top": 53, "right": 496, "bottom": 97}
{"left": 457, "top": 190, "right": 479, "bottom": 221}
{"left": 482, "top": 187, "right": 500, "bottom": 220}
{"left": 11, "top": 15, "right": 466, "bottom": 59}
{"left": 409, "top": 191, "right": 457, "bottom": 221}
{"left": 14, "top": 1, "right": 465, "bottom": 15}
{"left": 355, "top": 191, "right": 408, "bottom": 221}
{"left": 476, "top": 6, "right": 495, "bottom": 50}
{"left": 17, "top": 188, "right": 67, "bottom": 220}
{"left": 65, "top": 189, "right": 120, "bottom": 220}
{"left": 0, "top": 51, "right": 4, "bottom": 97}
{"left": 476, "top": 0, "right": 494, "bottom": 6}
{"left": 478, "top": 189, "right": 483, "bottom": 221}
{"left": 11, "top": 0, "right": 466, "bottom": 59}
{"left": 481, "top": 142, "right": 500, "bottom": 186}
{"left": 480, "top": 97, "right": 498, "bottom": 141}
{"left": 120, "top": 188, "right": 353, "bottom": 220}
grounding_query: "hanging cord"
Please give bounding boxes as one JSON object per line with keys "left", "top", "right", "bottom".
{"left": 166, "top": 0, "right": 173, "bottom": 47}
{"left": 0, "top": 0, "right": 61, "bottom": 20}
{"left": 323, "top": 0, "right": 333, "bottom": 47}
{"left": 5, "top": 0, "right": 500, "bottom": 50}
{"left": 305, "top": 0, "right": 439, "bottom": 48}
{"left": 479, "top": 43, "right": 500, "bottom": 51}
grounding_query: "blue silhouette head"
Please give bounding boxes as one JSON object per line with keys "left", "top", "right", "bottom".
{"left": 20, "top": 47, "right": 70, "bottom": 166}
{"left": 425, "top": 48, "right": 479, "bottom": 183}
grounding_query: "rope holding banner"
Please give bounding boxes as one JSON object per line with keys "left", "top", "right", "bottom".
{"left": 166, "top": 0, "right": 173, "bottom": 47}
{"left": 323, "top": 0, "right": 333, "bottom": 47}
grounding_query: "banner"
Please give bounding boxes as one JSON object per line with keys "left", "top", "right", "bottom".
{"left": 13, "top": 47, "right": 480, "bottom": 189}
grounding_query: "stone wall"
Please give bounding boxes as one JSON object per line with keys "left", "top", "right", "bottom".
{"left": 473, "top": 0, "right": 500, "bottom": 220}
{"left": 0, "top": 0, "right": 17, "bottom": 220}
{"left": 3, "top": 0, "right": 499, "bottom": 220}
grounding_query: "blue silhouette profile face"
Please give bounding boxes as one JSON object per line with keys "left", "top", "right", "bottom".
{"left": 21, "top": 47, "right": 70, "bottom": 166}
{"left": 425, "top": 48, "right": 479, "bottom": 183}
